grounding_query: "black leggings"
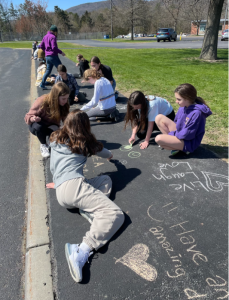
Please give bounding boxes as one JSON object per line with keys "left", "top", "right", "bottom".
{"left": 137, "top": 110, "right": 175, "bottom": 139}
{"left": 29, "top": 121, "right": 55, "bottom": 144}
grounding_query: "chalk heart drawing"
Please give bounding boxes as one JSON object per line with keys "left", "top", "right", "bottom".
{"left": 115, "top": 244, "right": 157, "bottom": 282}
{"left": 128, "top": 151, "right": 141, "bottom": 158}
{"left": 201, "top": 171, "right": 229, "bottom": 192}
{"left": 120, "top": 145, "right": 133, "bottom": 151}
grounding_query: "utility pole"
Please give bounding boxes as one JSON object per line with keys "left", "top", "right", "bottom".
{"left": 110, "top": 0, "right": 113, "bottom": 40}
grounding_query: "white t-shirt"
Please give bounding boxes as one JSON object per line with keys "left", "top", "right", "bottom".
{"left": 81, "top": 77, "right": 116, "bottom": 111}
{"left": 146, "top": 95, "right": 173, "bottom": 121}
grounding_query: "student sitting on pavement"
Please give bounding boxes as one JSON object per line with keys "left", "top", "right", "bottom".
{"left": 24, "top": 82, "right": 70, "bottom": 158}
{"left": 39, "top": 25, "right": 65, "bottom": 90}
{"left": 46, "top": 109, "right": 124, "bottom": 283}
{"left": 80, "top": 69, "right": 120, "bottom": 121}
{"left": 35, "top": 61, "right": 56, "bottom": 87}
{"left": 125, "top": 91, "right": 175, "bottom": 149}
{"left": 37, "top": 45, "right": 45, "bottom": 61}
{"left": 90, "top": 56, "right": 119, "bottom": 100}
{"left": 55, "top": 64, "right": 87, "bottom": 106}
{"left": 75, "top": 54, "right": 90, "bottom": 78}
{"left": 155, "top": 83, "right": 212, "bottom": 156}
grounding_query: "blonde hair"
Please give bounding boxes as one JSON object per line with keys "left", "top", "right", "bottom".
{"left": 40, "top": 82, "right": 70, "bottom": 123}
{"left": 83, "top": 69, "right": 102, "bottom": 81}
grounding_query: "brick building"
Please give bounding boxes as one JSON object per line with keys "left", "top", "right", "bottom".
{"left": 191, "top": 19, "right": 228, "bottom": 35}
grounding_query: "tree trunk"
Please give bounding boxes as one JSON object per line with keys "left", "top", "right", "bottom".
{"left": 199, "top": 0, "right": 224, "bottom": 60}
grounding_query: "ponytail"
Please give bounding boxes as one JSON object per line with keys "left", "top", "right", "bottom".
{"left": 195, "top": 96, "right": 210, "bottom": 108}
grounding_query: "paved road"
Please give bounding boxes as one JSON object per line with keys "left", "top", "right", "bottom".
{"left": 59, "top": 36, "right": 228, "bottom": 49}
{"left": 0, "top": 49, "right": 31, "bottom": 300}
{"left": 40, "top": 57, "right": 228, "bottom": 300}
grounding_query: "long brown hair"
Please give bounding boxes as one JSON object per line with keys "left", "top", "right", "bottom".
{"left": 124, "top": 91, "right": 148, "bottom": 131}
{"left": 50, "top": 110, "right": 104, "bottom": 156}
{"left": 174, "top": 83, "right": 210, "bottom": 108}
{"left": 90, "top": 56, "right": 103, "bottom": 69}
{"left": 40, "top": 82, "right": 70, "bottom": 123}
{"left": 83, "top": 69, "right": 102, "bottom": 81}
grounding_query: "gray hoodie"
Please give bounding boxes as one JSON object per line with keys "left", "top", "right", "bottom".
{"left": 50, "top": 141, "right": 112, "bottom": 188}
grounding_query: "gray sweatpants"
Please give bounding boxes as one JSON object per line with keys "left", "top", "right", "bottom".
{"left": 56, "top": 175, "right": 124, "bottom": 250}
{"left": 86, "top": 106, "right": 116, "bottom": 120}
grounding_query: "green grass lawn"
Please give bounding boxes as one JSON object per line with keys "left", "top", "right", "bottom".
{"left": 0, "top": 41, "right": 79, "bottom": 48}
{"left": 93, "top": 38, "right": 156, "bottom": 43}
{"left": 64, "top": 47, "right": 228, "bottom": 158}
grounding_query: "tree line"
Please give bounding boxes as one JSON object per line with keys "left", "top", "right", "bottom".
{"left": 0, "top": 0, "right": 226, "bottom": 37}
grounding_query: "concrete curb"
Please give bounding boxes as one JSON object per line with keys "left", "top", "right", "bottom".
{"left": 25, "top": 58, "right": 53, "bottom": 300}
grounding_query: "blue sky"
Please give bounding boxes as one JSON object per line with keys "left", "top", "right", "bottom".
{"left": 11, "top": 0, "right": 105, "bottom": 12}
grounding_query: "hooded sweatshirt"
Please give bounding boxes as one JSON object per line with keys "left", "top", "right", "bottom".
{"left": 50, "top": 141, "right": 112, "bottom": 188}
{"left": 40, "top": 31, "right": 62, "bottom": 56}
{"left": 168, "top": 102, "right": 212, "bottom": 153}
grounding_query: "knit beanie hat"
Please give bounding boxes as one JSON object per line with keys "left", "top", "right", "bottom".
{"left": 50, "top": 25, "right": 58, "bottom": 32}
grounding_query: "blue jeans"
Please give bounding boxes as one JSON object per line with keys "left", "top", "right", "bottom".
{"left": 112, "top": 78, "right": 118, "bottom": 100}
{"left": 41, "top": 55, "right": 62, "bottom": 87}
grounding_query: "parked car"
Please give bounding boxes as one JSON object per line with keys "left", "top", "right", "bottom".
{"left": 156, "top": 28, "right": 177, "bottom": 42}
{"left": 147, "top": 34, "right": 155, "bottom": 37}
{"left": 221, "top": 29, "right": 228, "bottom": 41}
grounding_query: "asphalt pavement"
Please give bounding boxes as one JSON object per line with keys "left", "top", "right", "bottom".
{"left": 37, "top": 56, "right": 228, "bottom": 300}
{"left": 0, "top": 48, "right": 31, "bottom": 300}
{"left": 59, "top": 36, "right": 228, "bottom": 49}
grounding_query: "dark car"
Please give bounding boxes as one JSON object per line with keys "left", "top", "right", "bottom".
{"left": 156, "top": 28, "right": 177, "bottom": 42}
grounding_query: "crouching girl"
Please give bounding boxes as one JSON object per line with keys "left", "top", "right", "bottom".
{"left": 125, "top": 91, "right": 175, "bottom": 149}
{"left": 24, "top": 82, "right": 70, "bottom": 158}
{"left": 155, "top": 83, "right": 212, "bottom": 155}
{"left": 46, "top": 110, "right": 124, "bottom": 283}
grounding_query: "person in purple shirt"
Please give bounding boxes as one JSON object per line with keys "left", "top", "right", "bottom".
{"left": 155, "top": 83, "right": 212, "bottom": 156}
{"left": 39, "top": 25, "right": 66, "bottom": 90}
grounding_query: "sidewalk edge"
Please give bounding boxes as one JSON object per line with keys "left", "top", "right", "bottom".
{"left": 25, "top": 58, "right": 53, "bottom": 300}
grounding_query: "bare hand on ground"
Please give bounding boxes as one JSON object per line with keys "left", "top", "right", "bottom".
{"left": 140, "top": 141, "right": 149, "bottom": 149}
{"left": 46, "top": 182, "right": 55, "bottom": 189}
{"left": 74, "top": 96, "right": 79, "bottom": 102}
{"left": 107, "top": 154, "right": 113, "bottom": 161}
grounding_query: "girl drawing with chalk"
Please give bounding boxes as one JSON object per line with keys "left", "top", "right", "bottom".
{"left": 24, "top": 82, "right": 70, "bottom": 158}
{"left": 46, "top": 109, "right": 124, "bottom": 283}
{"left": 124, "top": 91, "right": 175, "bottom": 149}
{"left": 155, "top": 83, "right": 212, "bottom": 155}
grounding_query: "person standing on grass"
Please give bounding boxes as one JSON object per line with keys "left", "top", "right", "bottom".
{"left": 46, "top": 109, "right": 124, "bottom": 283}
{"left": 155, "top": 83, "right": 212, "bottom": 156}
{"left": 55, "top": 64, "right": 87, "bottom": 105}
{"left": 90, "top": 56, "right": 119, "bottom": 100}
{"left": 125, "top": 91, "right": 175, "bottom": 149}
{"left": 76, "top": 54, "right": 90, "bottom": 77}
{"left": 24, "top": 82, "right": 70, "bottom": 158}
{"left": 39, "top": 25, "right": 66, "bottom": 90}
{"left": 80, "top": 69, "right": 119, "bottom": 121}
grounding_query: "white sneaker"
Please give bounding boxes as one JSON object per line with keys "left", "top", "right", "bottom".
{"left": 40, "top": 144, "right": 50, "bottom": 158}
{"left": 65, "top": 243, "right": 92, "bottom": 283}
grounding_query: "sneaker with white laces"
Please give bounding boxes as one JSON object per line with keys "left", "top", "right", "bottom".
{"left": 65, "top": 243, "right": 92, "bottom": 283}
{"left": 79, "top": 209, "right": 94, "bottom": 224}
{"left": 40, "top": 144, "right": 50, "bottom": 158}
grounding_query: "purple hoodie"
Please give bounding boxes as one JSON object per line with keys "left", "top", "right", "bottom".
{"left": 168, "top": 102, "right": 212, "bottom": 153}
{"left": 40, "top": 31, "right": 62, "bottom": 56}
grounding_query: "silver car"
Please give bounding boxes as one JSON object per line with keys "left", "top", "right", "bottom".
{"left": 221, "top": 29, "right": 228, "bottom": 41}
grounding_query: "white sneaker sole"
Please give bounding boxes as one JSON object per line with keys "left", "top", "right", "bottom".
{"left": 65, "top": 243, "right": 82, "bottom": 283}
